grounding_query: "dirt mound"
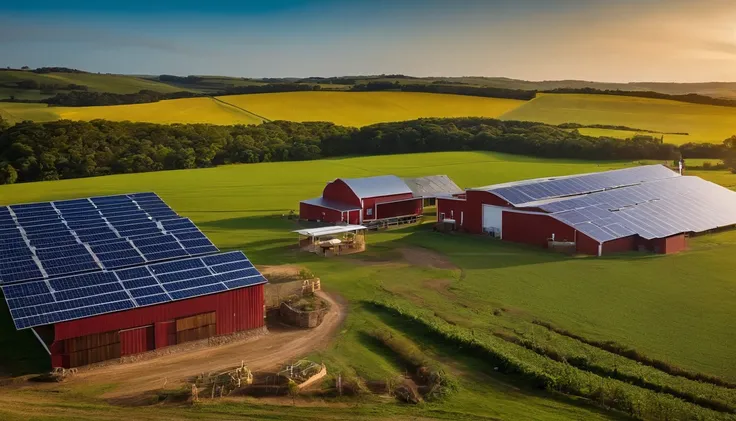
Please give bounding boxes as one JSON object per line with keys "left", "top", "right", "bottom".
{"left": 259, "top": 265, "right": 306, "bottom": 282}
{"left": 398, "top": 247, "right": 458, "bottom": 270}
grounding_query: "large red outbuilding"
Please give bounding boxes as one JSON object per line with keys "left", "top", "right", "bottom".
{"left": 0, "top": 193, "right": 267, "bottom": 369}
{"left": 437, "top": 165, "right": 736, "bottom": 256}
{"left": 300, "top": 175, "right": 461, "bottom": 225}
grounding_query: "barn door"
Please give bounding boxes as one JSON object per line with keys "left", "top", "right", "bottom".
{"left": 482, "top": 205, "right": 503, "bottom": 238}
{"left": 119, "top": 325, "right": 155, "bottom": 356}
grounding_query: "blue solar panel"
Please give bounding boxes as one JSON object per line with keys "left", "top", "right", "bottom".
{"left": 161, "top": 218, "right": 198, "bottom": 232}
{"left": 210, "top": 260, "right": 253, "bottom": 273}
{"left": 201, "top": 252, "right": 245, "bottom": 266}
{"left": 128, "top": 285, "right": 166, "bottom": 298}
{"left": 134, "top": 293, "right": 171, "bottom": 306}
{"left": 2, "top": 251, "right": 265, "bottom": 329}
{"left": 122, "top": 276, "right": 159, "bottom": 289}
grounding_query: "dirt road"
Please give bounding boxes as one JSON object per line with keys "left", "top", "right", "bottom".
{"left": 67, "top": 291, "right": 346, "bottom": 399}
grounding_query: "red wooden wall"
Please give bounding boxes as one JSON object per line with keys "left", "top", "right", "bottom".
{"left": 436, "top": 198, "right": 467, "bottom": 224}
{"left": 120, "top": 326, "right": 155, "bottom": 356}
{"left": 51, "top": 285, "right": 264, "bottom": 367}
{"left": 362, "top": 193, "right": 417, "bottom": 220}
{"left": 502, "top": 211, "right": 576, "bottom": 248}
{"left": 323, "top": 180, "right": 361, "bottom": 206}
{"left": 462, "top": 190, "right": 512, "bottom": 234}
{"left": 299, "top": 202, "right": 343, "bottom": 223}
{"left": 375, "top": 198, "right": 422, "bottom": 220}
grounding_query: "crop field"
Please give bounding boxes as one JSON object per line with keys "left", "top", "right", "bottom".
{"left": 217, "top": 91, "right": 526, "bottom": 126}
{"left": 0, "top": 98, "right": 263, "bottom": 125}
{"left": 0, "top": 151, "right": 735, "bottom": 420}
{"left": 502, "top": 93, "right": 736, "bottom": 144}
{"left": 574, "top": 127, "right": 692, "bottom": 144}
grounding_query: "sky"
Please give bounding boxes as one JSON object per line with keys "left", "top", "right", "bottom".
{"left": 1, "top": 0, "right": 735, "bottom": 82}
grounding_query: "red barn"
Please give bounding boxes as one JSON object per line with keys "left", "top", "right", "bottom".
{"left": 436, "top": 165, "right": 736, "bottom": 256}
{"left": 300, "top": 175, "right": 423, "bottom": 225}
{"left": 0, "top": 193, "right": 267, "bottom": 369}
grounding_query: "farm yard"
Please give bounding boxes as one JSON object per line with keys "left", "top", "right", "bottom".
{"left": 1, "top": 151, "right": 735, "bottom": 420}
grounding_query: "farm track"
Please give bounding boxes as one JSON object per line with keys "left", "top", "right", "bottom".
{"left": 63, "top": 291, "right": 345, "bottom": 400}
{"left": 210, "top": 96, "right": 272, "bottom": 122}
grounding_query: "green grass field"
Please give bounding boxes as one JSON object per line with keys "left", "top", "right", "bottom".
{"left": 0, "top": 70, "right": 185, "bottom": 100}
{"left": 502, "top": 93, "right": 736, "bottom": 144}
{"left": 0, "top": 151, "right": 735, "bottom": 419}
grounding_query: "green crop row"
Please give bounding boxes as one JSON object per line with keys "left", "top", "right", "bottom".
{"left": 366, "top": 300, "right": 734, "bottom": 421}
{"left": 532, "top": 320, "right": 736, "bottom": 389}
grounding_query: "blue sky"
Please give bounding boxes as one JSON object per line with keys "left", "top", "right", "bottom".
{"left": 1, "top": 0, "right": 735, "bottom": 82}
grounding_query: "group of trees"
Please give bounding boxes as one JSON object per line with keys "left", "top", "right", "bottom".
{"left": 1, "top": 116, "right": 732, "bottom": 185}
{"left": 15, "top": 80, "right": 88, "bottom": 93}
{"left": 350, "top": 81, "right": 536, "bottom": 100}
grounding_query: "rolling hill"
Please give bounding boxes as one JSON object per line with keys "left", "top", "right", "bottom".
{"left": 0, "top": 70, "right": 186, "bottom": 101}
{"left": 501, "top": 93, "right": 736, "bottom": 144}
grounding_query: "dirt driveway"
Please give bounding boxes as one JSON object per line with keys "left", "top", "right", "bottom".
{"left": 65, "top": 291, "right": 345, "bottom": 399}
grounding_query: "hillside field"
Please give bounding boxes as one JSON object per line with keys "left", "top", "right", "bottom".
{"left": 0, "top": 98, "right": 263, "bottom": 125}
{"left": 216, "top": 91, "right": 527, "bottom": 126}
{"left": 502, "top": 93, "right": 736, "bottom": 144}
{"left": 0, "top": 152, "right": 735, "bottom": 419}
{"left": 0, "top": 70, "right": 185, "bottom": 101}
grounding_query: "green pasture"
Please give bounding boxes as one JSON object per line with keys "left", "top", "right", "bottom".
{"left": 0, "top": 70, "right": 184, "bottom": 100}
{"left": 1, "top": 151, "right": 735, "bottom": 419}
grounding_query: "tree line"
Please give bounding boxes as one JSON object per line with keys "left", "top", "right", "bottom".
{"left": 1, "top": 116, "right": 734, "bottom": 185}
{"left": 351, "top": 81, "right": 537, "bottom": 100}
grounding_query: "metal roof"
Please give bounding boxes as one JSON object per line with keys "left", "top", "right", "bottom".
{"left": 478, "top": 165, "right": 678, "bottom": 206}
{"left": 300, "top": 197, "right": 362, "bottom": 212}
{"left": 339, "top": 175, "right": 413, "bottom": 199}
{"left": 541, "top": 176, "right": 736, "bottom": 242}
{"left": 403, "top": 175, "right": 463, "bottom": 198}
{"left": 294, "top": 225, "right": 367, "bottom": 237}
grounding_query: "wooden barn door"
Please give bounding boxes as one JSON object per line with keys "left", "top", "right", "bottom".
{"left": 175, "top": 312, "right": 217, "bottom": 344}
{"left": 64, "top": 331, "right": 121, "bottom": 368}
{"left": 119, "top": 325, "right": 155, "bottom": 356}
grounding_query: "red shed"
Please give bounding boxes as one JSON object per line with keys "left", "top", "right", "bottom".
{"left": 436, "top": 165, "right": 736, "bottom": 256}
{"left": 300, "top": 175, "right": 423, "bottom": 225}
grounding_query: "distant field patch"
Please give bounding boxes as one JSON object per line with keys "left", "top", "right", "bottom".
{"left": 217, "top": 91, "right": 527, "bottom": 126}
{"left": 0, "top": 98, "right": 263, "bottom": 125}
{"left": 502, "top": 93, "right": 736, "bottom": 144}
{"left": 575, "top": 128, "right": 691, "bottom": 144}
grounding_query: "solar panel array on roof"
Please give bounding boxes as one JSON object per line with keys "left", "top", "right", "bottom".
{"left": 2, "top": 251, "right": 266, "bottom": 330}
{"left": 0, "top": 193, "right": 218, "bottom": 284}
{"left": 486, "top": 165, "right": 678, "bottom": 206}
{"left": 541, "top": 176, "right": 736, "bottom": 242}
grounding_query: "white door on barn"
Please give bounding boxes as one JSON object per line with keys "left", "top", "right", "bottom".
{"left": 482, "top": 205, "right": 503, "bottom": 238}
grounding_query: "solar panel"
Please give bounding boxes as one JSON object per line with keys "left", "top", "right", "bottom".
{"left": 0, "top": 194, "right": 221, "bottom": 284}
{"left": 487, "top": 165, "right": 679, "bottom": 206}
{"left": 544, "top": 176, "right": 736, "bottom": 242}
{"left": 2, "top": 251, "right": 265, "bottom": 330}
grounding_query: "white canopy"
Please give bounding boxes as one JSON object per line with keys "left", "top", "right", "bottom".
{"left": 293, "top": 224, "right": 367, "bottom": 237}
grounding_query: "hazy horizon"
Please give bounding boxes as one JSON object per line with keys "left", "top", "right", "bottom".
{"left": 1, "top": 0, "right": 735, "bottom": 83}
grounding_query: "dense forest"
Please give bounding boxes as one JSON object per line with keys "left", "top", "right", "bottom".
{"left": 0, "top": 116, "right": 733, "bottom": 185}
{"left": 544, "top": 87, "right": 736, "bottom": 108}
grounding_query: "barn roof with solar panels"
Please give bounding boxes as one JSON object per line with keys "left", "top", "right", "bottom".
{"left": 436, "top": 165, "right": 736, "bottom": 256}
{"left": 0, "top": 193, "right": 267, "bottom": 330}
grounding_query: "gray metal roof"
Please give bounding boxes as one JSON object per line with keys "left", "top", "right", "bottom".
{"left": 340, "top": 175, "right": 413, "bottom": 199}
{"left": 404, "top": 175, "right": 463, "bottom": 198}
{"left": 301, "top": 197, "right": 362, "bottom": 212}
